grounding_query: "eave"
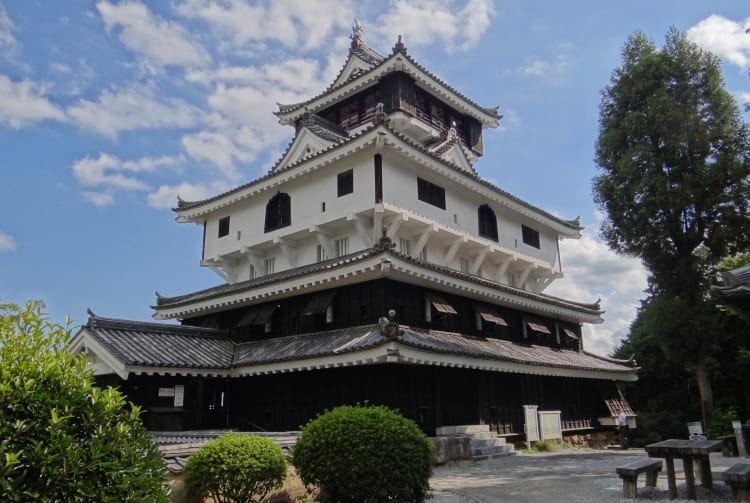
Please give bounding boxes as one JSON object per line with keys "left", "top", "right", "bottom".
{"left": 152, "top": 246, "right": 602, "bottom": 324}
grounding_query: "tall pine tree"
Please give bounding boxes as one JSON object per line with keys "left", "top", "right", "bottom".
{"left": 594, "top": 29, "right": 750, "bottom": 427}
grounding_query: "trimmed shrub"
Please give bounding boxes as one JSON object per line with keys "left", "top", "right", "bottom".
{"left": 184, "top": 432, "right": 287, "bottom": 503}
{"left": 292, "top": 404, "right": 434, "bottom": 503}
{"left": 0, "top": 301, "right": 169, "bottom": 502}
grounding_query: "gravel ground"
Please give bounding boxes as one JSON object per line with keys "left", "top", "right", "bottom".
{"left": 427, "top": 449, "right": 747, "bottom": 503}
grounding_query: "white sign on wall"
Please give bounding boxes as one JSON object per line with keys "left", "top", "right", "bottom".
{"left": 158, "top": 387, "right": 175, "bottom": 397}
{"left": 174, "top": 385, "right": 185, "bottom": 407}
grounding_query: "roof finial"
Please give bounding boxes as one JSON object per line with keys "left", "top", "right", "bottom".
{"left": 392, "top": 34, "right": 407, "bottom": 55}
{"left": 351, "top": 18, "right": 366, "bottom": 49}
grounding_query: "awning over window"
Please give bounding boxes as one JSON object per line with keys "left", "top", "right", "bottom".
{"left": 475, "top": 305, "right": 508, "bottom": 326}
{"left": 427, "top": 293, "right": 457, "bottom": 314}
{"left": 562, "top": 328, "right": 579, "bottom": 340}
{"left": 303, "top": 291, "right": 336, "bottom": 316}
{"left": 526, "top": 321, "right": 551, "bottom": 334}
{"left": 238, "top": 304, "right": 278, "bottom": 327}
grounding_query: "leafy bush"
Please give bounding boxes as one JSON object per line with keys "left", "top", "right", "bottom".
{"left": 707, "top": 407, "right": 739, "bottom": 438}
{"left": 0, "top": 301, "right": 169, "bottom": 502}
{"left": 293, "top": 404, "right": 434, "bottom": 503}
{"left": 184, "top": 432, "right": 287, "bottom": 503}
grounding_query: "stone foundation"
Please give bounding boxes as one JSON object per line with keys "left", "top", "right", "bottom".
{"left": 431, "top": 435, "right": 473, "bottom": 464}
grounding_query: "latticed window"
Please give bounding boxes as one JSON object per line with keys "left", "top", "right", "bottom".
{"left": 478, "top": 205, "right": 498, "bottom": 242}
{"left": 417, "top": 177, "right": 446, "bottom": 210}
{"left": 218, "top": 216, "right": 230, "bottom": 238}
{"left": 399, "top": 238, "right": 410, "bottom": 255}
{"left": 264, "top": 257, "right": 275, "bottom": 275}
{"left": 522, "top": 224, "right": 540, "bottom": 249}
{"left": 264, "top": 193, "right": 291, "bottom": 232}
{"left": 337, "top": 170, "right": 353, "bottom": 197}
{"left": 335, "top": 237, "right": 349, "bottom": 257}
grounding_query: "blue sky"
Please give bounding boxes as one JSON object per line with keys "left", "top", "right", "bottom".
{"left": 1, "top": 1, "right": 748, "bottom": 356}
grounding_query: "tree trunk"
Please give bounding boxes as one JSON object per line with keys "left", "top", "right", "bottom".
{"left": 695, "top": 352, "right": 714, "bottom": 430}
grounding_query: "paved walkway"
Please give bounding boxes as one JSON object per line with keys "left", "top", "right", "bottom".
{"left": 428, "top": 449, "right": 748, "bottom": 502}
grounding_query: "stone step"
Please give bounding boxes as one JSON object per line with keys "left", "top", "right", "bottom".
{"left": 470, "top": 438, "right": 507, "bottom": 449}
{"left": 436, "top": 424, "right": 490, "bottom": 436}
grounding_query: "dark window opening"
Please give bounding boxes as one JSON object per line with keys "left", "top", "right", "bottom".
{"left": 218, "top": 216, "right": 230, "bottom": 238}
{"left": 264, "top": 192, "right": 291, "bottom": 232}
{"left": 337, "top": 169, "right": 353, "bottom": 197}
{"left": 478, "top": 205, "right": 498, "bottom": 241}
{"left": 374, "top": 154, "right": 383, "bottom": 203}
{"left": 522, "top": 224, "right": 540, "bottom": 249}
{"left": 417, "top": 177, "right": 446, "bottom": 210}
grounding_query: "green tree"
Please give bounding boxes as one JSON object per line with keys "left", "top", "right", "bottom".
{"left": 0, "top": 301, "right": 169, "bottom": 502}
{"left": 594, "top": 29, "right": 750, "bottom": 427}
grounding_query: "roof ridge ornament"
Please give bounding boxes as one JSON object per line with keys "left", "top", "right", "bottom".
{"left": 392, "top": 34, "right": 407, "bottom": 55}
{"left": 350, "top": 18, "right": 366, "bottom": 49}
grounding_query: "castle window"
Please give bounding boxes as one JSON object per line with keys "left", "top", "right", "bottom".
{"left": 425, "top": 293, "right": 457, "bottom": 322}
{"left": 218, "top": 216, "right": 230, "bottom": 238}
{"left": 417, "top": 178, "right": 445, "bottom": 210}
{"left": 264, "top": 257, "right": 275, "bottom": 275}
{"left": 460, "top": 257, "right": 470, "bottom": 273}
{"left": 335, "top": 237, "right": 349, "bottom": 257}
{"left": 337, "top": 169, "right": 353, "bottom": 196}
{"left": 521, "top": 224, "right": 540, "bottom": 249}
{"left": 316, "top": 244, "right": 328, "bottom": 262}
{"left": 264, "top": 193, "right": 291, "bottom": 232}
{"left": 478, "top": 205, "right": 498, "bottom": 242}
{"left": 399, "top": 238, "right": 410, "bottom": 255}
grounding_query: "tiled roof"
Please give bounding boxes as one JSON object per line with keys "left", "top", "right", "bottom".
{"left": 275, "top": 41, "right": 499, "bottom": 122}
{"left": 301, "top": 111, "right": 349, "bottom": 142}
{"left": 154, "top": 247, "right": 377, "bottom": 308}
{"left": 399, "top": 327, "right": 633, "bottom": 374}
{"left": 233, "top": 325, "right": 382, "bottom": 366}
{"left": 152, "top": 241, "right": 601, "bottom": 316}
{"left": 78, "top": 315, "right": 635, "bottom": 376}
{"left": 83, "top": 314, "right": 234, "bottom": 369}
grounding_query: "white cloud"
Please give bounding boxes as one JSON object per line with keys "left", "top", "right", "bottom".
{"left": 82, "top": 191, "right": 115, "bottom": 207}
{"left": 72, "top": 152, "right": 182, "bottom": 191}
{"left": 66, "top": 87, "right": 199, "bottom": 138}
{"left": 176, "top": 0, "right": 353, "bottom": 51}
{"left": 518, "top": 45, "right": 572, "bottom": 84}
{"left": 97, "top": 0, "right": 210, "bottom": 69}
{"left": 0, "top": 230, "right": 16, "bottom": 253}
{"left": 50, "top": 63, "right": 72, "bottom": 74}
{"left": 182, "top": 57, "right": 330, "bottom": 174}
{"left": 545, "top": 218, "right": 648, "bottom": 357}
{"left": 373, "top": 0, "right": 495, "bottom": 52}
{"left": 146, "top": 181, "right": 228, "bottom": 209}
{"left": 687, "top": 15, "right": 750, "bottom": 69}
{"left": 0, "top": 75, "right": 65, "bottom": 128}
{"left": 0, "top": 1, "right": 16, "bottom": 52}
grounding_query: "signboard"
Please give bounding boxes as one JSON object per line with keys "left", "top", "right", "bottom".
{"left": 174, "top": 385, "right": 185, "bottom": 407}
{"left": 538, "top": 410, "right": 562, "bottom": 441}
{"left": 158, "top": 387, "right": 175, "bottom": 398}
{"left": 524, "top": 405, "right": 540, "bottom": 448}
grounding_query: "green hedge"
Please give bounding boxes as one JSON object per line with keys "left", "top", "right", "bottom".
{"left": 0, "top": 301, "right": 169, "bottom": 502}
{"left": 293, "top": 404, "right": 434, "bottom": 502}
{"left": 184, "top": 432, "right": 287, "bottom": 503}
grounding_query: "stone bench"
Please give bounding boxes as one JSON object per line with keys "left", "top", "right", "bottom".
{"left": 723, "top": 463, "right": 750, "bottom": 502}
{"left": 616, "top": 458, "right": 662, "bottom": 498}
